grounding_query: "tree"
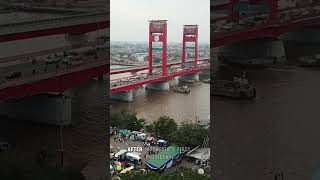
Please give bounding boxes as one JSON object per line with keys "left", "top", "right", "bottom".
{"left": 153, "top": 116, "right": 177, "bottom": 139}
{"left": 145, "top": 124, "right": 155, "bottom": 134}
{"left": 171, "top": 123, "right": 208, "bottom": 147}
{"left": 111, "top": 110, "right": 146, "bottom": 131}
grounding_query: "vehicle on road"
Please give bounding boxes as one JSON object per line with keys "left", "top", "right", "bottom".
{"left": 5, "top": 71, "right": 22, "bottom": 79}
{"left": 62, "top": 54, "right": 82, "bottom": 65}
{"left": 113, "top": 149, "right": 128, "bottom": 161}
{"left": 125, "top": 152, "right": 142, "bottom": 165}
{"left": 45, "top": 55, "right": 61, "bottom": 64}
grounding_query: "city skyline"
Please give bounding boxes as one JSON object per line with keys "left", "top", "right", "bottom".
{"left": 110, "top": 0, "right": 210, "bottom": 43}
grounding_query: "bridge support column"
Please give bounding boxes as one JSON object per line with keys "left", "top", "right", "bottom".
{"left": 281, "top": 27, "right": 320, "bottom": 62}
{"left": 146, "top": 81, "right": 170, "bottom": 91}
{"left": 179, "top": 74, "right": 199, "bottom": 83}
{"left": 65, "top": 33, "right": 88, "bottom": 47}
{"left": 199, "top": 70, "right": 210, "bottom": 79}
{"left": 0, "top": 94, "right": 71, "bottom": 125}
{"left": 110, "top": 90, "right": 133, "bottom": 102}
{"left": 219, "top": 39, "right": 286, "bottom": 64}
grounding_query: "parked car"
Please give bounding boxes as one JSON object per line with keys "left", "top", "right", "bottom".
{"left": 125, "top": 152, "right": 142, "bottom": 165}
{"left": 157, "top": 139, "right": 169, "bottom": 147}
{"left": 113, "top": 149, "right": 128, "bottom": 161}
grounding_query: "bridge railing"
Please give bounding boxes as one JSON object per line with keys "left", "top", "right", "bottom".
{"left": 0, "top": 12, "right": 109, "bottom": 35}
{"left": 110, "top": 62, "right": 210, "bottom": 89}
{"left": 0, "top": 41, "right": 99, "bottom": 65}
{"left": 0, "top": 12, "right": 107, "bottom": 28}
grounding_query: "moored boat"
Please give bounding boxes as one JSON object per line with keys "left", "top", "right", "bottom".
{"left": 211, "top": 72, "right": 256, "bottom": 99}
{"left": 299, "top": 54, "right": 320, "bottom": 67}
{"left": 173, "top": 84, "right": 191, "bottom": 94}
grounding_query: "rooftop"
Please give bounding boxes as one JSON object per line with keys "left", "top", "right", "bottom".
{"left": 146, "top": 144, "right": 182, "bottom": 169}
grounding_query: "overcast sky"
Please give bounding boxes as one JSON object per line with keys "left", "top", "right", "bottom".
{"left": 110, "top": 0, "right": 209, "bottom": 43}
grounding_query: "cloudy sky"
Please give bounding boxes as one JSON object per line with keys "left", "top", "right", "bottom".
{"left": 110, "top": 0, "right": 210, "bottom": 43}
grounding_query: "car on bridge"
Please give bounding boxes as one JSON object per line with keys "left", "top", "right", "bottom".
{"left": 62, "top": 54, "right": 82, "bottom": 65}
{"left": 5, "top": 71, "right": 22, "bottom": 79}
{"left": 45, "top": 54, "right": 61, "bottom": 64}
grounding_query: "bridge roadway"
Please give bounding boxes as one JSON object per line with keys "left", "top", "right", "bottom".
{"left": 0, "top": 41, "right": 102, "bottom": 65}
{"left": 0, "top": 54, "right": 107, "bottom": 102}
{"left": 0, "top": 12, "right": 109, "bottom": 42}
{"left": 110, "top": 58, "right": 209, "bottom": 75}
{"left": 110, "top": 62, "right": 209, "bottom": 93}
{"left": 211, "top": 4, "right": 320, "bottom": 47}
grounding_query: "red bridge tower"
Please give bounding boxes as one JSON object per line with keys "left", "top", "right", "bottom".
{"left": 148, "top": 20, "right": 167, "bottom": 76}
{"left": 182, "top": 25, "right": 198, "bottom": 68}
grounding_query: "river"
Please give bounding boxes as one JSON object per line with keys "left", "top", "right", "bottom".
{"left": 111, "top": 76, "right": 210, "bottom": 124}
{"left": 213, "top": 41, "right": 320, "bottom": 180}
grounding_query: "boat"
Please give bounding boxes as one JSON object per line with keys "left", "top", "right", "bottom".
{"left": 173, "top": 84, "right": 191, "bottom": 93}
{"left": 211, "top": 72, "right": 256, "bottom": 99}
{"left": 299, "top": 54, "right": 320, "bottom": 67}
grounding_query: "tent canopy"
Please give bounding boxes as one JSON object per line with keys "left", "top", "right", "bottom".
{"left": 146, "top": 144, "right": 181, "bottom": 170}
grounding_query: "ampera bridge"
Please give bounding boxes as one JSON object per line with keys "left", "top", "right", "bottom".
{"left": 110, "top": 20, "right": 210, "bottom": 102}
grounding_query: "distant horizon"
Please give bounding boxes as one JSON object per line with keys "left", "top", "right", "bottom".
{"left": 111, "top": 0, "right": 210, "bottom": 43}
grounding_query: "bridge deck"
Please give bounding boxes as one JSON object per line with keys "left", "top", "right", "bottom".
{"left": 110, "top": 58, "right": 209, "bottom": 75}
{"left": 0, "top": 59, "right": 107, "bottom": 102}
{"left": 110, "top": 63, "right": 209, "bottom": 93}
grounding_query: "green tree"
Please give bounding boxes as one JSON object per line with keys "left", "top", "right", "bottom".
{"left": 171, "top": 123, "right": 208, "bottom": 147}
{"left": 153, "top": 116, "right": 177, "bottom": 139}
{"left": 111, "top": 110, "right": 146, "bottom": 131}
{"left": 145, "top": 124, "right": 155, "bottom": 134}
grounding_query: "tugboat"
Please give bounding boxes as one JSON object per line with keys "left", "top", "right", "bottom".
{"left": 173, "top": 84, "right": 191, "bottom": 94}
{"left": 211, "top": 72, "right": 256, "bottom": 99}
{"left": 299, "top": 54, "right": 320, "bottom": 67}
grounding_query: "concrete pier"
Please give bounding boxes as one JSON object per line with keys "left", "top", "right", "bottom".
{"left": 145, "top": 81, "right": 170, "bottom": 91}
{"left": 110, "top": 90, "right": 133, "bottom": 102}
{"left": 218, "top": 39, "right": 286, "bottom": 64}
{"left": 0, "top": 94, "right": 71, "bottom": 125}
{"left": 179, "top": 74, "right": 199, "bottom": 83}
{"left": 280, "top": 27, "right": 320, "bottom": 62}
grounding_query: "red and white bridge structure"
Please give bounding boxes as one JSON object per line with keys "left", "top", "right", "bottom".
{"left": 110, "top": 21, "right": 210, "bottom": 101}
{"left": 0, "top": 10, "right": 109, "bottom": 103}
{"left": 0, "top": 12, "right": 108, "bottom": 43}
{"left": 211, "top": 0, "right": 320, "bottom": 48}
{"left": 0, "top": 8, "right": 108, "bottom": 125}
